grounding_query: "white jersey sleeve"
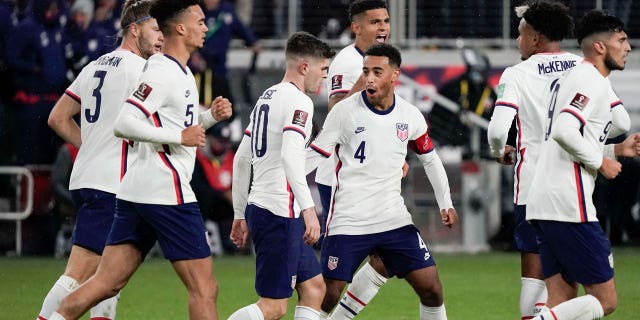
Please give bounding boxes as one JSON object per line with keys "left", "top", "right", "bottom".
{"left": 232, "top": 134, "right": 252, "bottom": 219}
{"left": 607, "top": 82, "right": 629, "bottom": 138}
{"left": 527, "top": 62, "right": 612, "bottom": 223}
{"left": 67, "top": 50, "right": 146, "bottom": 193}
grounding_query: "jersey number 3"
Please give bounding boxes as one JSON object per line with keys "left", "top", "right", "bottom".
{"left": 85, "top": 70, "right": 107, "bottom": 123}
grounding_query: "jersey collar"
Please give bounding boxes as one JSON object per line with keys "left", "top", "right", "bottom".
{"left": 164, "top": 54, "right": 188, "bottom": 75}
{"left": 361, "top": 90, "right": 396, "bottom": 115}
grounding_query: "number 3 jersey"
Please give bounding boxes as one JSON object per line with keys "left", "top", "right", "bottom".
{"left": 309, "top": 91, "right": 453, "bottom": 236}
{"left": 241, "top": 82, "right": 315, "bottom": 218}
{"left": 117, "top": 54, "right": 201, "bottom": 205}
{"left": 528, "top": 61, "right": 615, "bottom": 223}
{"left": 65, "top": 50, "right": 146, "bottom": 193}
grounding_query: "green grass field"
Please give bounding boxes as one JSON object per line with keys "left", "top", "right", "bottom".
{"left": 1, "top": 248, "right": 639, "bottom": 319}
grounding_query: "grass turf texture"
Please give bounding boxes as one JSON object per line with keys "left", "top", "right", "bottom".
{"left": 1, "top": 248, "right": 639, "bottom": 319}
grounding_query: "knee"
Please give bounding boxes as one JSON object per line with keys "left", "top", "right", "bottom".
{"left": 415, "top": 278, "right": 443, "bottom": 306}
{"left": 259, "top": 301, "right": 288, "bottom": 320}
{"left": 601, "top": 295, "right": 617, "bottom": 316}
{"left": 321, "top": 280, "right": 344, "bottom": 312}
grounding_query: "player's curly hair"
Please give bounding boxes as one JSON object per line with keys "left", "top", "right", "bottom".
{"left": 575, "top": 10, "right": 625, "bottom": 45}
{"left": 150, "top": 0, "right": 200, "bottom": 34}
{"left": 285, "top": 31, "right": 336, "bottom": 61}
{"left": 349, "top": 0, "right": 387, "bottom": 22}
{"left": 365, "top": 43, "right": 401, "bottom": 68}
{"left": 515, "top": 0, "right": 573, "bottom": 42}
{"left": 120, "top": 0, "right": 154, "bottom": 34}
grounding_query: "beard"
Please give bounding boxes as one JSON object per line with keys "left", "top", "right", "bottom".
{"left": 604, "top": 53, "right": 625, "bottom": 71}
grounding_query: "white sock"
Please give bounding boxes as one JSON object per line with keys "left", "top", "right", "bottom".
{"left": 295, "top": 306, "right": 320, "bottom": 320}
{"left": 419, "top": 303, "right": 447, "bottom": 320}
{"left": 550, "top": 295, "right": 604, "bottom": 320}
{"left": 330, "top": 263, "right": 387, "bottom": 319}
{"left": 521, "top": 277, "right": 547, "bottom": 319}
{"left": 37, "top": 275, "right": 79, "bottom": 319}
{"left": 89, "top": 292, "right": 120, "bottom": 320}
{"left": 319, "top": 310, "right": 330, "bottom": 320}
{"left": 228, "top": 303, "right": 264, "bottom": 320}
{"left": 47, "top": 312, "right": 66, "bottom": 320}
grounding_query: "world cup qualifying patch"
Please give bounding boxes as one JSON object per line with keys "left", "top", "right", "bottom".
{"left": 133, "top": 83, "right": 153, "bottom": 101}
{"left": 570, "top": 93, "right": 590, "bottom": 110}
{"left": 292, "top": 110, "right": 308, "bottom": 127}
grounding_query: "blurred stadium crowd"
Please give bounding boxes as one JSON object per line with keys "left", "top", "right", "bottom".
{"left": 1, "top": 0, "right": 640, "bottom": 256}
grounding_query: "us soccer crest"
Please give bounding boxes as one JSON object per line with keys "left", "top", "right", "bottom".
{"left": 396, "top": 123, "right": 408, "bottom": 141}
{"left": 327, "top": 256, "right": 339, "bottom": 270}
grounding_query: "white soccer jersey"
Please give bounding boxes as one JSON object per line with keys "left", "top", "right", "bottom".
{"left": 65, "top": 50, "right": 145, "bottom": 193}
{"left": 237, "top": 82, "right": 315, "bottom": 219}
{"left": 607, "top": 79, "right": 630, "bottom": 138}
{"left": 527, "top": 61, "right": 614, "bottom": 223}
{"left": 316, "top": 44, "right": 365, "bottom": 186}
{"left": 116, "top": 54, "right": 205, "bottom": 205}
{"left": 309, "top": 91, "right": 453, "bottom": 236}
{"left": 488, "top": 52, "right": 581, "bottom": 205}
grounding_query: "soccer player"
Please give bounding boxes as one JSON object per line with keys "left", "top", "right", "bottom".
{"left": 48, "top": 1, "right": 232, "bottom": 319}
{"left": 486, "top": 2, "right": 578, "bottom": 318}
{"left": 40, "top": 1, "right": 163, "bottom": 319}
{"left": 308, "top": 43, "right": 457, "bottom": 320}
{"left": 315, "top": 1, "right": 403, "bottom": 318}
{"left": 527, "top": 10, "right": 639, "bottom": 320}
{"left": 228, "top": 31, "right": 335, "bottom": 320}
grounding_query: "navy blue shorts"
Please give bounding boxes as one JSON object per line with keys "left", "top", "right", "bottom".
{"left": 531, "top": 220, "right": 614, "bottom": 285}
{"left": 320, "top": 225, "right": 435, "bottom": 281}
{"left": 71, "top": 189, "right": 116, "bottom": 254}
{"left": 108, "top": 199, "right": 211, "bottom": 261}
{"left": 245, "top": 204, "right": 321, "bottom": 299}
{"left": 514, "top": 205, "right": 539, "bottom": 253}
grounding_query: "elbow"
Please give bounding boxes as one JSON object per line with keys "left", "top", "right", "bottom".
{"left": 47, "top": 113, "right": 60, "bottom": 130}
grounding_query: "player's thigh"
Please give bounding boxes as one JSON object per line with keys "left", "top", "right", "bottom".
{"left": 70, "top": 189, "right": 117, "bottom": 254}
{"left": 319, "top": 233, "right": 375, "bottom": 282}
{"left": 514, "top": 205, "right": 539, "bottom": 254}
{"left": 404, "top": 265, "right": 444, "bottom": 303}
{"left": 377, "top": 225, "right": 436, "bottom": 278}
{"left": 172, "top": 257, "right": 217, "bottom": 296}
{"left": 107, "top": 199, "right": 157, "bottom": 257}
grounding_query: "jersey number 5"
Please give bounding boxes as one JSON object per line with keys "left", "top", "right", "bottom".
{"left": 85, "top": 70, "right": 107, "bottom": 123}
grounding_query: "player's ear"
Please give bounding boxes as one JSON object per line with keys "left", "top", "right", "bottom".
{"left": 129, "top": 23, "right": 138, "bottom": 37}
{"left": 391, "top": 68, "right": 400, "bottom": 83}
{"left": 299, "top": 60, "right": 309, "bottom": 75}
{"left": 350, "top": 21, "right": 359, "bottom": 36}
{"left": 175, "top": 22, "right": 186, "bottom": 36}
{"left": 593, "top": 40, "right": 606, "bottom": 54}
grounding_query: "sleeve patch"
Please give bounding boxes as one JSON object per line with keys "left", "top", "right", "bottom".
{"left": 331, "top": 74, "right": 343, "bottom": 90}
{"left": 496, "top": 83, "right": 505, "bottom": 99}
{"left": 292, "top": 110, "right": 309, "bottom": 127}
{"left": 133, "top": 83, "right": 153, "bottom": 101}
{"left": 569, "top": 93, "right": 590, "bottom": 110}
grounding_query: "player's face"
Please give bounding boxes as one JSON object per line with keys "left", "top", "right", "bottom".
{"left": 603, "top": 31, "right": 631, "bottom": 71}
{"left": 183, "top": 5, "right": 208, "bottom": 51}
{"left": 362, "top": 55, "right": 399, "bottom": 107}
{"left": 516, "top": 18, "right": 537, "bottom": 61}
{"left": 352, "top": 8, "right": 390, "bottom": 50}
{"left": 136, "top": 18, "right": 164, "bottom": 59}
{"left": 303, "top": 58, "right": 330, "bottom": 94}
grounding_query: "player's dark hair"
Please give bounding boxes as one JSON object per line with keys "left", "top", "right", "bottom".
{"left": 150, "top": 0, "right": 200, "bottom": 34}
{"left": 349, "top": 0, "right": 387, "bottom": 22}
{"left": 575, "top": 9, "right": 625, "bottom": 45}
{"left": 285, "top": 31, "right": 336, "bottom": 61}
{"left": 121, "top": 0, "right": 154, "bottom": 34}
{"left": 365, "top": 43, "right": 401, "bottom": 68}
{"left": 516, "top": 1, "right": 572, "bottom": 42}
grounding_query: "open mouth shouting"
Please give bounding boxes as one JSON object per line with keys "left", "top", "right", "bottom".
{"left": 376, "top": 34, "right": 387, "bottom": 43}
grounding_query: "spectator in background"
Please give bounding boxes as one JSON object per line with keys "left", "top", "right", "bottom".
{"left": 5, "top": 0, "right": 68, "bottom": 164}
{"left": 66, "top": 0, "right": 111, "bottom": 76}
{"left": 428, "top": 48, "right": 498, "bottom": 159}
{"left": 92, "top": 0, "right": 121, "bottom": 53}
{"left": 193, "top": 0, "right": 260, "bottom": 110}
{"left": 192, "top": 122, "right": 237, "bottom": 254}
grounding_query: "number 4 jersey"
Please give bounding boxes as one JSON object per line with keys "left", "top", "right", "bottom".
{"left": 309, "top": 91, "right": 453, "bottom": 236}
{"left": 65, "top": 50, "right": 146, "bottom": 194}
